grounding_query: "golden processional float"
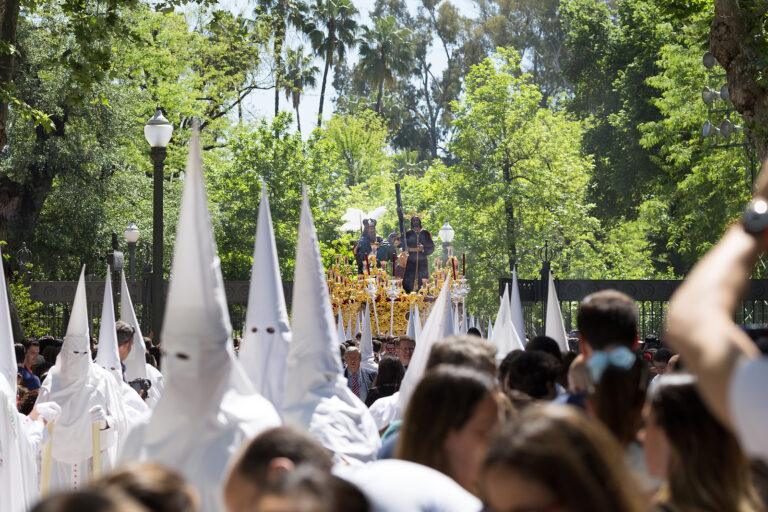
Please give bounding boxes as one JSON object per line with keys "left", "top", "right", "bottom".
{"left": 327, "top": 253, "right": 470, "bottom": 338}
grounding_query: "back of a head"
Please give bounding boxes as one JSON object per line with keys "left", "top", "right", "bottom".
{"left": 255, "top": 465, "right": 369, "bottom": 512}
{"left": 649, "top": 375, "right": 757, "bottom": 510}
{"left": 577, "top": 290, "right": 638, "bottom": 350}
{"left": 466, "top": 327, "right": 482, "bottom": 338}
{"left": 426, "top": 335, "right": 497, "bottom": 376}
{"left": 653, "top": 348, "right": 672, "bottom": 364}
{"left": 94, "top": 463, "right": 197, "bottom": 512}
{"left": 502, "top": 351, "right": 560, "bottom": 400}
{"left": 481, "top": 405, "right": 645, "bottom": 512}
{"left": 374, "top": 354, "right": 405, "bottom": 388}
{"left": 15, "top": 343, "right": 25, "bottom": 363}
{"left": 525, "top": 336, "right": 563, "bottom": 363}
{"left": 232, "top": 427, "right": 333, "bottom": 482}
{"left": 31, "top": 490, "right": 147, "bottom": 512}
{"left": 397, "top": 365, "right": 496, "bottom": 474}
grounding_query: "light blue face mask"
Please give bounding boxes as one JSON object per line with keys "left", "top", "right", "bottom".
{"left": 587, "top": 346, "right": 636, "bottom": 383}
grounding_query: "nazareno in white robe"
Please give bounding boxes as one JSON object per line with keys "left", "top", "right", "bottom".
{"left": 36, "top": 360, "right": 129, "bottom": 493}
{"left": 0, "top": 374, "right": 44, "bottom": 512}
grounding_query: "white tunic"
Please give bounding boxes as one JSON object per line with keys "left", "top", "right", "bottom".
{"left": 0, "top": 375, "right": 43, "bottom": 512}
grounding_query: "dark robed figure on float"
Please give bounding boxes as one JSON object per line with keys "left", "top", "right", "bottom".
{"left": 354, "top": 219, "right": 383, "bottom": 274}
{"left": 403, "top": 216, "right": 434, "bottom": 293}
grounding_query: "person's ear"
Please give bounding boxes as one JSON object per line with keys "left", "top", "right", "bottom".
{"left": 266, "top": 457, "right": 295, "bottom": 484}
{"left": 632, "top": 334, "right": 640, "bottom": 351}
{"left": 579, "top": 335, "right": 592, "bottom": 358}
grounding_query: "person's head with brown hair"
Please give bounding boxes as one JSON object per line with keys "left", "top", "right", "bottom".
{"left": 577, "top": 290, "right": 638, "bottom": 353}
{"left": 115, "top": 321, "right": 136, "bottom": 362}
{"left": 396, "top": 365, "right": 499, "bottom": 495}
{"left": 643, "top": 375, "right": 761, "bottom": 512}
{"left": 576, "top": 290, "right": 645, "bottom": 448}
{"left": 30, "top": 489, "right": 147, "bottom": 512}
{"left": 92, "top": 462, "right": 198, "bottom": 512}
{"left": 224, "top": 427, "right": 333, "bottom": 512}
{"left": 254, "top": 465, "right": 369, "bottom": 512}
{"left": 397, "top": 336, "right": 416, "bottom": 367}
{"left": 425, "top": 335, "right": 497, "bottom": 376}
{"left": 480, "top": 404, "right": 647, "bottom": 512}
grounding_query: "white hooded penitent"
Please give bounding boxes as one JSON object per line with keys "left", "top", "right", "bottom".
{"left": 398, "top": 277, "right": 455, "bottom": 412}
{"left": 544, "top": 270, "right": 569, "bottom": 353}
{"left": 510, "top": 269, "right": 526, "bottom": 345}
{"left": 491, "top": 285, "right": 524, "bottom": 360}
{"left": 37, "top": 267, "right": 128, "bottom": 493}
{"left": 336, "top": 308, "right": 347, "bottom": 344}
{"left": 119, "top": 126, "right": 280, "bottom": 512}
{"left": 120, "top": 269, "right": 164, "bottom": 408}
{"left": 360, "top": 302, "right": 377, "bottom": 372}
{"left": 282, "top": 190, "right": 380, "bottom": 464}
{"left": 0, "top": 247, "right": 44, "bottom": 512}
{"left": 95, "top": 268, "right": 121, "bottom": 383}
{"left": 239, "top": 183, "right": 291, "bottom": 409}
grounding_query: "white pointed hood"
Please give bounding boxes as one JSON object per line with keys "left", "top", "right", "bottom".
{"left": 405, "top": 306, "right": 415, "bottom": 339}
{"left": 122, "top": 126, "right": 279, "bottom": 512}
{"left": 544, "top": 271, "right": 569, "bottom": 353}
{"left": 0, "top": 248, "right": 17, "bottom": 396}
{"left": 121, "top": 270, "right": 147, "bottom": 382}
{"left": 58, "top": 267, "right": 91, "bottom": 385}
{"left": 337, "top": 309, "right": 347, "bottom": 343}
{"left": 412, "top": 306, "right": 422, "bottom": 341}
{"left": 239, "top": 184, "right": 292, "bottom": 409}
{"left": 398, "top": 277, "right": 454, "bottom": 412}
{"left": 282, "top": 191, "right": 380, "bottom": 463}
{"left": 360, "top": 302, "right": 377, "bottom": 371}
{"left": 491, "top": 285, "right": 524, "bottom": 360}
{"left": 510, "top": 269, "right": 526, "bottom": 345}
{"left": 147, "top": 127, "right": 279, "bottom": 440}
{"left": 95, "top": 268, "right": 122, "bottom": 383}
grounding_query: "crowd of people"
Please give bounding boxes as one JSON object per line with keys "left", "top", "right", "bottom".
{"left": 6, "top": 128, "right": 768, "bottom": 512}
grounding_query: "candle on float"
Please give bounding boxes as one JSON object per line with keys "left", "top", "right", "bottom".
{"left": 462, "top": 253, "right": 466, "bottom": 276}
{"left": 451, "top": 258, "right": 457, "bottom": 280}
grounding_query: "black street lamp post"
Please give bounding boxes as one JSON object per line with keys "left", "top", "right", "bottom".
{"left": 124, "top": 223, "right": 139, "bottom": 284}
{"left": 144, "top": 109, "right": 173, "bottom": 342}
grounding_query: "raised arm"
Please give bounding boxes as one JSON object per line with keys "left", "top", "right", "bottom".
{"left": 666, "top": 205, "right": 767, "bottom": 429}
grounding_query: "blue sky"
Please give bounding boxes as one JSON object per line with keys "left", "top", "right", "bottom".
{"left": 223, "top": 0, "right": 478, "bottom": 135}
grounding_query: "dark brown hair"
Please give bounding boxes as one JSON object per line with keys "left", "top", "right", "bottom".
{"left": 482, "top": 404, "right": 647, "bottom": 512}
{"left": 577, "top": 290, "right": 638, "bottom": 350}
{"left": 231, "top": 427, "right": 333, "bottom": 484}
{"left": 93, "top": 462, "right": 197, "bottom": 512}
{"left": 590, "top": 355, "right": 647, "bottom": 446}
{"left": 650, "top": 376, "right": 760, "bottom": 512}
{"left": 396, "top": 365, "right": 496, "bottom": 476}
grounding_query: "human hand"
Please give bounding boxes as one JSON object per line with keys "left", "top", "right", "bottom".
{"left": 89, "top": 405, "right": 108, "bottom": 426}
{"left": 754, "top": 159, "right": 768, "bottom": 200}
{"left": 33, "top": 402, "right": 61, "bottom": 423}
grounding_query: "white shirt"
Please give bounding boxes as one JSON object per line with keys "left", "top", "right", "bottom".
{"left": 368, "top": 392, "right": 401, "bottom": 431}
{"left": 730, "top": 357, "right": 768, "bottom": 461}
{"left": 335, "top": 459, "right": 482, "bottom": 512}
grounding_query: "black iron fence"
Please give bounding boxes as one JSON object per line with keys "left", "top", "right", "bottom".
{"left": 28, "top": 280, "right": 292, "bottom": 339}
{"left": 500, "top": 278, "right": 768, "bottom": 340}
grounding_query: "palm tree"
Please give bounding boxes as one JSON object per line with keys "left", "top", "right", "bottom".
{"left": 283, "top": 47, "right": 319, "bottom": 134}
{"left": 357, "top": 16, "right": 413, "bottom": 114}
{"left": 306, "top": 0, "right": 359, "bottom": 127}
{"left": 257, "top": 0, "right": 307, "bottom": 115}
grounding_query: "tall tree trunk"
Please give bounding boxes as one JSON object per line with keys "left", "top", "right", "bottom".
{"left": 375, "top": 79, "right": 383, "bottom": 113}
{"left": 317, "top": 53, "right": 331, "bottom": 127}
{"left": 0, "top": 0, "right": 21, "bottom": 150}
{"left": 711, "top": 1, "right": 768, "bottom": 171}
{"left": 273, "top": 17, "right": 286, "bottom": 116}
{"left": 502, "top": 158, "right": 516, "bottom": 273}
{"left": 295, "top": 103, "right": 301, "bottom": 134}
